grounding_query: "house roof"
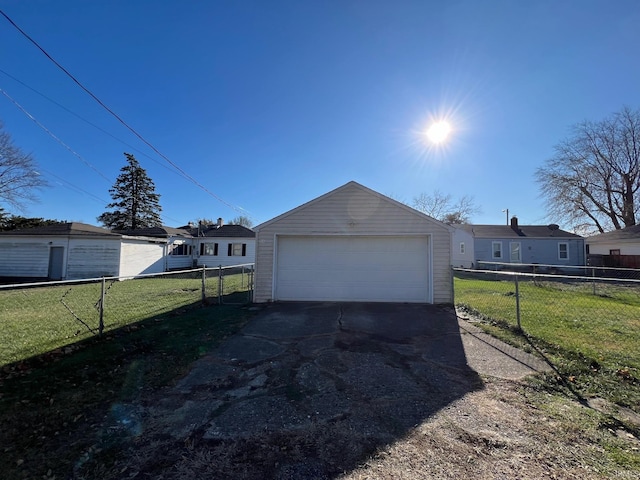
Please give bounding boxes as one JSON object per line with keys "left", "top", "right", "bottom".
{"left": 0, "top": 222, "right": 120, "bottom": 237}
{"left": 254, "top": 180, "right": 453, "bottom": 232}
{"left": 586, "top": 224, "right": 640, "bottom": 243}
{"left": 459, "top": 224, "right": 582, "bottom": 239}
{"left": 114, "top": 226, "right": 193, "bottom": 238}
{"left": 187, "top": 224, "right": 256, "bottom": 238}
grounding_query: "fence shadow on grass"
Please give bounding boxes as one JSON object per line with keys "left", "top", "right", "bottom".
{"left": 0, "top": 300, "right": 256, "bottom": 480}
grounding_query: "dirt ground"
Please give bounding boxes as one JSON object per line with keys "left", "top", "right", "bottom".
{"left": 71, "top": 303, "right": 639, "bottom": 479}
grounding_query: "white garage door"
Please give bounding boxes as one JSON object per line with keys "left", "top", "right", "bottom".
{"left": 275, "top": 236, "right": 430, "bottom": 303}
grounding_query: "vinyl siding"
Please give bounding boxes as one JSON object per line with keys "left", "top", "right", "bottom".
{"left": 452, "top": 228, "right": 475, "bottom": 268}
{"left": 195, "top": 238, "right": 256, "bottom": 267}
{"left": 66, "top": 238, "right": 121, "bottom": 279}
{"left": 587, "top": 240, "right": 640, "bottom": 256}
{"left": 254, "top": 183, "right": 452, "bottom": 303}
{"left": 0, "top": 241, "right": 52, "bottom": 277}
{"left": 119, "top": 239, "right": 166, "bottom": 277}
{"left": 473, "top": 237, "right": 585, "bottom": 265}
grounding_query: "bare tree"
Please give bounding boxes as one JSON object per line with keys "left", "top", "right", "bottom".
{"left": 229, "top": 215, "right": 254, "bottom": 228}
{"left": 411, "top": 191, "right": 480, "bottom": 224}
{"left": 0, "top": 122, "right": 47, "bottom": 210}
{"left": 536, "top": 107, "right": 640, "bottom": 233}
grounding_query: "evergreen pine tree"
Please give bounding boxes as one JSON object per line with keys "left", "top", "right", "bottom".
{"left": 97, "top": 153, "right": 162, "bottom": 229}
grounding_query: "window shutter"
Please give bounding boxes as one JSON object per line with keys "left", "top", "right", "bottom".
{"left": 214, "top": 243, "right": 218, "bottom": 256}
{"left": 242, "top": 243, "right": 247, "bottom": 256}
{"left": 199, "top": 243, "right": 204, "bottom": 256}
{"left": 228, "top": 243, "right": 232, "bottom": 256}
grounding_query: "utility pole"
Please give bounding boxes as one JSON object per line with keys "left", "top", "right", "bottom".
{"left": 502, "top": 208, "right": 509, "bottom": 225}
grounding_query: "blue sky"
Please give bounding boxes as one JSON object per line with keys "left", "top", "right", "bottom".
{"left": 1, "top": 0, "right": 639, "bottom": 228}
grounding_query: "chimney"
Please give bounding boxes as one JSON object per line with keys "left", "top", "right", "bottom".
{"left": 217, "top": 217, "right": 224, "bottom": 228}
{"left": 510, "top": 216, "right": 518, "bottom": 231}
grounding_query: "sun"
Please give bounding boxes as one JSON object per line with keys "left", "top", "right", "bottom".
{"left": 426, "top": 120, "right": 452, "bottom": 144}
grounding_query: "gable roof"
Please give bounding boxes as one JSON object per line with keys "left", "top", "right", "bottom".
{"left": 255, "top": 181, "right": 452, "bottom": 231}
{"left": 187, "top": 224, "right": 256, "bottom": 238}
{"left": 459, "top": 224, "right": 582, "bottom": 239}
{"left": 0, "top": 222, "right": 120, "bottom": 237}
{"left": 586, "top": 224, "right": 640, "bottom": 243}
{"left": 114, "top": 226, "right": 193, "bottom": 238}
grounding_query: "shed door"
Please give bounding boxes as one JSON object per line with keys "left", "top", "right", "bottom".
{"left": 48, "top": 246, "right": 64, "bottom": 280}
{"left": 275, "top": 236, "right": 430, "bottom": 303}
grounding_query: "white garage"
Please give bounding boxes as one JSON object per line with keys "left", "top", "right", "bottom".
{"left": 275, "top": 235, "right": 430, "bottom": 302}
{"left": 254, "top": 182, "right": 453, "bottom": 304}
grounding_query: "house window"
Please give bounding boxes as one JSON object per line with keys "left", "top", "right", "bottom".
{"left": 460, "top": 242, "right": 465, "bottom": 255}
{"left": 558, "top": 242, "right": 569, "bottom": 260}
{"left": 510, "top": 242, "right": 521, "bottom": 262}
{"left": 200, "top": 243, "right": 218, "bottom": 256}
{"left": 170, "top": 243, "right": 192, "bottom": 256}
{"left": 228, "top": 243, "right": 247, "bottom": 256}
{"left": 492, "top": 241, "right": 502, "bottom": 259}
{"left": 609, "top": 249, "right": 621, "bottom": 256}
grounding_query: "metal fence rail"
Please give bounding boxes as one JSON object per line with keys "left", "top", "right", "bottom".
{"left": 453, "top": 266, "right": 640, "bottom": 330}
{"left": 475, "top": 260, "right": 640, "bottom": 280}
{"left": 0, "top": 264, "right": 253, "bottom": 366}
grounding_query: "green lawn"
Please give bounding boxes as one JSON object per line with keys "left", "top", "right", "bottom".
{"left": 454, "top": 273, "right": 640, "bottom": 410}
{"left": 0, "top": 303, "right": 256, "bottom": 480}
{"left": 0, "top": 271, "right": 252, "bottom": 366}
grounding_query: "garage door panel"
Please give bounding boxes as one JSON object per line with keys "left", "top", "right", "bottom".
{"left": 275, "top": 236, "right": 430, "bottom": 302}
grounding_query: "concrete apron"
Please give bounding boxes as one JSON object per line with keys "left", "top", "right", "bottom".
{"left": 145, "top": 302, "right": 551, "bottom": 445}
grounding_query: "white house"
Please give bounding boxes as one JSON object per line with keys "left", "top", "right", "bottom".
{"left": 189, "top": 220, "right": 256, "bottom": 268}
{"left": 0, "top": 223, "right": 167, "bottom": 281}
{"left": 115, "top": 226, "right": 195, "bottom": 270}
{"left": 586, "top": 224, "right": 640, "bottom": 268}
{"left": 253, "top": 181, "right": 453, "bottom": 304}
{"left": 452, "top": 226, "right": 475, "bottom": 268}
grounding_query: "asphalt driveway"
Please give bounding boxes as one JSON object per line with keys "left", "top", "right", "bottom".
{"left": 141, "top": 302, "right": 549, "bottom": 478}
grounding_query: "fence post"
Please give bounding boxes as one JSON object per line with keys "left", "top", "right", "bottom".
{"left": 515, "top": 274, "right": 521, "bottom": 331}
{"left": 591, "top": 267, "right": 596, "bottom": 296}
{"left": 99, "top": 277, "right": 105, "bottom": 336}
{"left": 450, "top": 267, "right": 455, "bottom": 305}
{"left": 218, "top": 265, "right": 223, "bottom": 304}
{"left": 201, "top": 265, "right": 206, "bottom": 305}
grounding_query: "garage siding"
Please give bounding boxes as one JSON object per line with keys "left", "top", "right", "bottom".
{"left": 254, "top": 183, "right": 452, "bottom": 303}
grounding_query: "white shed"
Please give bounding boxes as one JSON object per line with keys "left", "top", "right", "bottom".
{"left": 0, "top": 223, "right": 166, "bottom": 281}
{"left": 253, "top": 181, "right": 453, "bottom": 304}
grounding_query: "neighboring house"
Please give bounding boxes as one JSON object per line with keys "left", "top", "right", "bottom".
{"left": 253, "top": 181, "right": 453, "bottom": 304}
{"left": 186, "top": 219, "right": 256, "bottom": 268}
{"left": 115, "top": 226, "right": 194, "bottom": 270}
{"left": 586, "top": 224, "right": 640, "bottom": 268}
{"left": 0, "top": 223, "right": 167, "bottom": 281}
{"left": 459, "top": 217, "right": 585, "bottom": 268}
{"left": 452, "top": 226, "right": 475, "bottom": 268}
{"left": 121, "top": 220, "right": 256, "bottom": 269}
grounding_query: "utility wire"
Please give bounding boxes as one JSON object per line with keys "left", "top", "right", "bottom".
{"left": 1, "top": 87, "right": 112, "bottom": 182}
{"left": 0, "top": 8, "right": 252, "bottom": 218}
{"left": 0, "top": 68, "right": 184, "bottom": 176}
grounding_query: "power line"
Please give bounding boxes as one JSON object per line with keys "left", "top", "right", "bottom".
{"left": 0, "top": 87, "right": 112, "bottom": 182}
{"left": 0, "top": 8, "right": 252, "bottom": 219}
{"left": 0, "top": 68, "right": 188, "bottom": 177}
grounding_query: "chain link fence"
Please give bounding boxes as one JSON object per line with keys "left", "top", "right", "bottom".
{"left": 454, "top": 263, "right": 640, "bottom": 329}
{"left": 453, "top": 263, "right": 640, "bottom": 373}
{"left": 0, "top": 264, "right": 253, "bottom": 366}
{"left": 475, "top": 260, "right": 640, "bottom": 281}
